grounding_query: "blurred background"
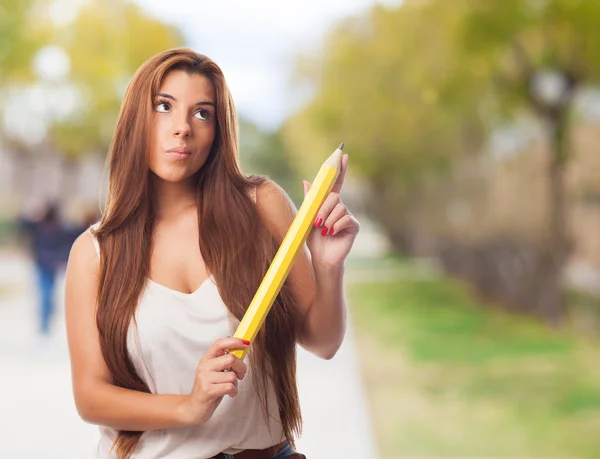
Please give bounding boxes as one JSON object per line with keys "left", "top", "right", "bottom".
{"left": 1, "top": 0, "right": 600, "bottom": 458}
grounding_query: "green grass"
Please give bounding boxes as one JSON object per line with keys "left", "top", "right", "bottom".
{"left": 348, "top": 259, "right": 600, "bottom": 458}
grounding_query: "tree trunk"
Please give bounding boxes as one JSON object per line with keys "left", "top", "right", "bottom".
{"left": 539, "top": 113, "right": 571, "bottom": 326}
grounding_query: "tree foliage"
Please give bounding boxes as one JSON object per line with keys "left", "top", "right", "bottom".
{"left": 239, "top": 119, "right": 302, "bottom": 205}
{"left": 283, "top": 0, "right": 600, "bottom": 321}
{"left": 49, "top": 0, "right": 183, "bottom": 158}
{"left": 0, "top": 0, "right": 47, "bottom": 84}
{"left": 282, "top": 1, "right": 489, "bottom": 250}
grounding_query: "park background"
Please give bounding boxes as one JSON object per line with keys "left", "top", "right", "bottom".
{"left": 1, "top": 0, "right": 600, "bottom": 458}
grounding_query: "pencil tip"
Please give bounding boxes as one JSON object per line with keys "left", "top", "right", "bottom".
{"left": 325, "top": 145, "right": 343, "bottom": 168}
{"left": 338, "top": 142, "right": 344, "bottom": 151}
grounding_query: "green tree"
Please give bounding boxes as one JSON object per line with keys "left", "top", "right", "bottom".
{"left": 49, "top": 0, "right": 183, "bottom": 159}
{"left": 0, "top": 0, "right": 47, "bottom": 83}
{"left": 460, "top": 0, "right": 600, "bottom": 322}
{"left": 0, "top": 0, "right": 55, "bottom": 208}
{"left": 283, "top": 1, "right": 487, "bottom": 251}
{"left": 239, "top": 119, "right": 302, "bottom": 206}
{"left": 0, "top": 0, "right": 182, "bottom": 202}
{"left": 284, "top": 0, "right": 600, "bottom": 323}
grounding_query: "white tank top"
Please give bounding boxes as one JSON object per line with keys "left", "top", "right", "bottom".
{"left": 88, "top": 216, "right": 284, "bottom": 458}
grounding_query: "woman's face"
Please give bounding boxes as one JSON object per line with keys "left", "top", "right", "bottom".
{"left": 149, "top": 70, "right": 217, "bottom": 183}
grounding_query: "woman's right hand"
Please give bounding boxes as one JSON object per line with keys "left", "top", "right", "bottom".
{"left": 180, "top": 337, "right": 250, "bottom": 426}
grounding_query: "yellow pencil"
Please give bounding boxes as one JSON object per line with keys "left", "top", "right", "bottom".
{"left": 230, "top": 143, "right": 344, "bottom": 360}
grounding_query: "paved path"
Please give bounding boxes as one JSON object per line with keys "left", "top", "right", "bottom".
{"left": 0, "top": 251, "right": 379, "bottom": 458}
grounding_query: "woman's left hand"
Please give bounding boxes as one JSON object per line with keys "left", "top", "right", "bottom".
{"left": 302, "top": 154, "right": 360, "bottom": 268}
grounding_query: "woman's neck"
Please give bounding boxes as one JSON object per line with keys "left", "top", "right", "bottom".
{"left": 151, "top": 175, "right": 197, "bottom": 222}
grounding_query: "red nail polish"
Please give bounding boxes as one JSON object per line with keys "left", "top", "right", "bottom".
{"left": 315, "top": 217, "right": 323, "bottom": 227}
{"left": 329, "top": 227, "right": 335, "bottom": 235}
{"left": 242, "top": 339, "right": 250, "bottom": 345}
{"left": 321, "top": 226, "right": 328, "bottom": 236}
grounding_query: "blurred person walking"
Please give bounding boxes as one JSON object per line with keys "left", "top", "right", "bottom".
{"left": 18, "top": 201, "right": 78, "bottom": 336}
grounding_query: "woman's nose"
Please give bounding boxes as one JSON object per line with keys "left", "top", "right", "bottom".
{"left": 172, "top": 115, "right": 191, "bottom": 138}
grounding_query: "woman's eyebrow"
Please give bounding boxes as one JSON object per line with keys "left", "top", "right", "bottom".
{"left": 157, "top": 92, "right": 215, "bottom": 107}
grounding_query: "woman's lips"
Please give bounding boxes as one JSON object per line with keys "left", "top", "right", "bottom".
{"left": 165, "top": 147, "right": 191, "bottom": 160}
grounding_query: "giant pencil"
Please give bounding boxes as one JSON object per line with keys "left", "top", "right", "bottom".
{"left": 230, "top": 143, "right": 344, "bottom": 360}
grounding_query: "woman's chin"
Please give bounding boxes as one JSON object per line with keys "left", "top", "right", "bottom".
{"left": 151, "top": 168, "right": 198, "bottom": 185}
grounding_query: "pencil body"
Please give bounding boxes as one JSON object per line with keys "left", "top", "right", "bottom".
{"left": 230, "top": 145, "right": 343, "bottom": 360}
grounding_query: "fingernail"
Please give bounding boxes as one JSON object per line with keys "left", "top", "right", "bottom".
{"left": 321, "top": 226, "right": 328, "bottom": 236}
{"left": 314, "top": 217, "right": 323, "bottom": 227}
{"left": 242, "top": 339, "right": 250, "bottom": 345}
{"left": 329, "top": 227, "right": 335, "bottom": 235}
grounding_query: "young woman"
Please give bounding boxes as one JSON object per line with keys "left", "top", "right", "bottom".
{"left": 64, "top": 48, "right": 360, "bottom": 459}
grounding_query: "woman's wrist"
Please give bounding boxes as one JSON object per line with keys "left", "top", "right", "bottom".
{"left": 311, "top": 259, "right": 345, "bottom": 277}
{"left": 176, "top": 394, "right": 205, "bottom": 427}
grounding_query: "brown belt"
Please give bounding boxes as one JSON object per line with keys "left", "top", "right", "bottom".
{"left": 212, "top": 441, "right": 305, "bottom": 459}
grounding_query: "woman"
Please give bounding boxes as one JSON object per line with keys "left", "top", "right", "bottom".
{"left": 64, "top": 48, "right": 360, "bottom": 459}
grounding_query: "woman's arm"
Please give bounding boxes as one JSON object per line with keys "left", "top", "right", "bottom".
{"left": 298, "top": 262, "right": 346, "bottom": 360}
{"left": 256, "top": 179, "right": 357, "bottom": 360}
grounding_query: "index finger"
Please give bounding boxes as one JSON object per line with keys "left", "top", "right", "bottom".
{"left": 205, "top": 337, "right": 250, "bottom": 359}
{"left": 331, "top": 154, "right": 348, "bottom": 194}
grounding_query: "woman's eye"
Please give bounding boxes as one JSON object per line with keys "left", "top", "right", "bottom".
{"left": 194, "top": 109, "right": 211, "bottom": 121}
{"left": 156, "top": 102, "right": 170, "bottom": 113}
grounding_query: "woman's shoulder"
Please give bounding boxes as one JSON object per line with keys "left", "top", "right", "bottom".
{"left": 255, "top": 179, "right": 292, "bottom": 204}
{"left": 255, "top": 179, "right": 297, "bottom": 237}
{"left": 68, "top": 226, "right": 101, "bottom": 271}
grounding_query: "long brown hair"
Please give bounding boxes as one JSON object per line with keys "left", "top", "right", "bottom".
{"left": 93, "top": 48, "right": 302, "bottom": 458}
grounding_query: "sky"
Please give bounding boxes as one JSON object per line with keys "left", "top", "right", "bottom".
{"left": 130, "top": 0, "right": 401, "bottom": 131}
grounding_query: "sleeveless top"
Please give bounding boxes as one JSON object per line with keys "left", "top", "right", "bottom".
{"left": 90, "top": 188, "right": 285, "bottom": 458}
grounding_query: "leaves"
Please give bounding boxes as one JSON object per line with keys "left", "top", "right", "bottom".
{"left": 283, "top": 1, "right": 486, "bottom": 192}
{"left": 0, "top": 0, "right": 183, "bottom": 158}
{"left": 49, "top": 0, "right": 183, "bottom": 158}
{"left": 0, "top": 0, "right": 48, "bottom": 84}
{"left": 282, "top": 0, "right": 600, "bottom": 253}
